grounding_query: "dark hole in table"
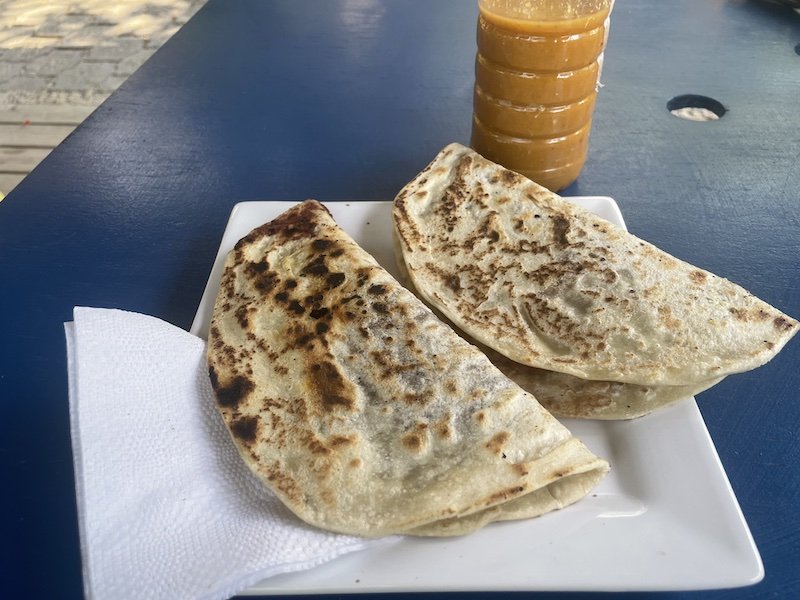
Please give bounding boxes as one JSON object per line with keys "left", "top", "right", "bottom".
{"left": 667, "top": 94, "right": 727, "bottom": 121}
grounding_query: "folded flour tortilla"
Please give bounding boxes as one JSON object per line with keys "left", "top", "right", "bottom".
{"left": 207, "top": 200, "right": 608, "bottom": 537}
{"left": 481, "top": 344, "right": 722, "bottom": 419}
{"left": 392, "top": 238, "right": 723, "bottom": 420}
{"left": 393, "top": 144, "right": 798, "bottom": 393}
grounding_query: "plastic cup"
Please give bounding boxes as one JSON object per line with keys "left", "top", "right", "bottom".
{"left": 471, "top": 0, "right": 613, "bottom": 191}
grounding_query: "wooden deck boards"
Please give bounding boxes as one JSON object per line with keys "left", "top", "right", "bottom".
{"left": 0, "top": 147, "right": 51, "bottom": 171}
{"left": 0, "top": 123, "right": 76, "bottom": 148}
{"left": 0, "top": 104, "right": 95, "bottom": 126}
{"left": 0, "top": 103, "right": 95, "bottom": 197}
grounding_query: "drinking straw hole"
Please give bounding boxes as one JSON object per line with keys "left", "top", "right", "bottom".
{"left": 667, "top": 95, "right": 726, "bottom": 122}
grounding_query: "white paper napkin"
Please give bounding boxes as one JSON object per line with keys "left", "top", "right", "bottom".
{"left": 66, "top": 307, "right": 392, "bottom": 600}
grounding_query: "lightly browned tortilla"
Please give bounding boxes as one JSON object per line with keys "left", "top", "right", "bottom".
{"left": 207, "top": 200, "right": 608, "bottom": 537}
{"left": 393, "top": 143, "right": 798, "bottom": 390}
{"left": 393, "top": 248, "right": 723, "bottom": 419}
{"left": 480, "top": 343, "right": 723, "bottom": 419}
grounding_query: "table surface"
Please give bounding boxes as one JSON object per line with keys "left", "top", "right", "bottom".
{"left": 2, "top": 1, "right": 799, "bottom": 598}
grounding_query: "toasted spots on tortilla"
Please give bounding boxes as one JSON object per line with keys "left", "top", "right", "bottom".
{"left": 327, "top": 272, "right": 346, "bottom": 287}
{"left": 312, "top": 238, "right": 332, "bottom": 251}
{"left": 403, "top": 393, "right": 428, "bottom": 405}
{"left": 209, "top": 368, "right": 254, "bottom": 409}
{"left": 236, "top": 200, "right": 323, "bottom": 248}
{"left": 552, "top": 215, "right": 570, "bottom": 246}
{"left": 244, "top": 260, "right": 278, "bottom": 292}
{"left": 266, "top": 465, "right": 302, "bottom": 504}
{"left": 486, "top": 485, "right": 526, "bottom": 505}
{"left": 689, "top": 270, "right": 707, "bottom": 284}
{"left": 306, "top": 437, "right": 332, "bottom": 456}
{"left": 402, "top": 433, "right": 423, "bottom": 453}
{"left": 729, "top": 307, "right": 749, "bottom": 321}
{"left": 444, "top": 274, "right": 461, "bottom": 292}
{"left": 658, "top": 305, "right": 681, "bottom": 330}
{"left": 329, "top": 435, "right": 356, "bottom": 448}
{"left": 302, "top": 254, "right": 329, "bottom": 276}
{"left": 486, "top": 431, "right": 510, "bottom": 455}
{"left": 435, "top": 418, "right": 453, "bottom": 440}
{"left": 231, "top": 415, "right": 259, "bottom": 444}
{"left": 401, "top": 423, "right": 431, "bottom": 454}
{"left": 234, "top": 305, "right": 252, "bottom": 329}
{"left": 511, "top": 463, "right": 529, "bottom": 477}
{"left": 309, "top": 361, "right": 355, "bottom": 412}
{"left": 309, "top": 307, "right": 330, "bottom": 319}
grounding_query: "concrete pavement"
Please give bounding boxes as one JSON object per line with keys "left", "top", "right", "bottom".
{"left": 0, "top": 0, "right": 207, "bottom": 196}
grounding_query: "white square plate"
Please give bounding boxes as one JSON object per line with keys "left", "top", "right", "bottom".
{"left": 191, "top": 199, "right": 762, "bottom": 594}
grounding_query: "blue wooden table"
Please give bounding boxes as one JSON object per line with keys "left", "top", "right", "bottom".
{"left": 2, "top": 1, "right": 798, "bottom": 598}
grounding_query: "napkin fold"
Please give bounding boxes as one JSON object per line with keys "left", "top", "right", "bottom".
{"left": 67, "top": 307, "right": 389, "bottom": 600}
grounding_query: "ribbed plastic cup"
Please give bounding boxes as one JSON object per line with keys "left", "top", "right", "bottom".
{"left": 471, "top": 0, "right": 613, "bottom": 191}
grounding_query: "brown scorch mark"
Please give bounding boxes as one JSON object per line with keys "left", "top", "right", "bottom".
{"left": 552, "top": 215, "right": 570, "bottom": 246}
{"left": 309, "top": 361, "right": 355, "bottom": 411}
{"left": 689, "top": 270, "right": 707, "bottom": 284}
{"left": 235, "top": 200, "right": 327, "bottom": 249}
{"left": 231, "top": 415, "right": 259, "bottom": 444}
{"left": 486, "top": 431, "right": 510, "bottom": 455}
{"left": 208, "top": 367, "right": 255, "bottom": 408}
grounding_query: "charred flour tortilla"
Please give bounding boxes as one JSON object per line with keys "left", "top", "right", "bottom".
{"left": 482, "top": 345, "right": 722, "bottom": 420}
{"left": 394, "top": 250, "right": 722, "bottom": 419}
{"left": 393, "top": 143, "right": 798, "bottom": 388}
{"left": 207, "top": 200, "right": 608, "bottom": 537}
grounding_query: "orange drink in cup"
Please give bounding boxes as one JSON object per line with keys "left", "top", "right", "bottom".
{"left": 471, "top": 0, "right": 613, "bottom": 191}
